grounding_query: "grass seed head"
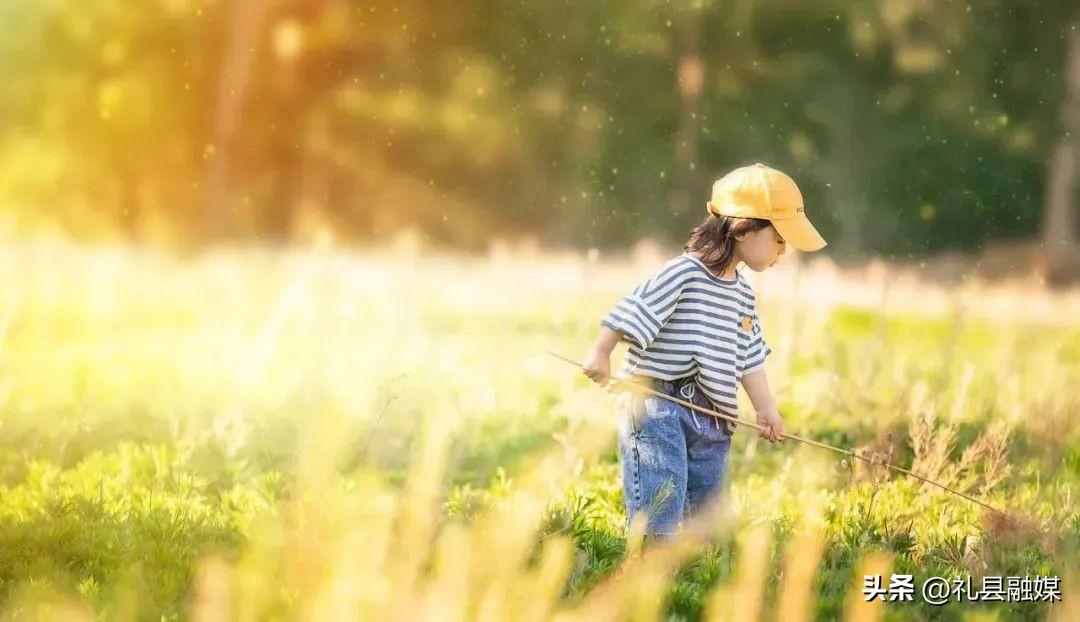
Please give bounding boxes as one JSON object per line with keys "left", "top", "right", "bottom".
{"left": 979, "top": 508, "right": 1041, "bottom": 542}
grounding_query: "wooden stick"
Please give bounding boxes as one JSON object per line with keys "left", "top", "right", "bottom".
{"left": 545, "top": 350, "right": 1005, "bottom": 515}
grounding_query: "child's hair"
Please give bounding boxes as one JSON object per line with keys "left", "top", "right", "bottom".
{"left": 682, "top": 213, "right": 773, "bottom": 276}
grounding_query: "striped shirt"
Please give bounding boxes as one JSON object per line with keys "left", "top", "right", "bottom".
{"left": 600, "top": 252, "right": 772, "bottom": 431}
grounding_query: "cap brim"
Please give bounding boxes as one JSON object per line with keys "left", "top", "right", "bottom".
{"left": 772, "top": 214, "right": 827, "bottom": 252}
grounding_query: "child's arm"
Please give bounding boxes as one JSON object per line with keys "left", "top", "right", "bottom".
{"left": 582, "top": 325, "right": 621, "bottom": 386}
{"left": 740, "top": 368, "right": 786, "bottom": 443}
{"left": 584, "top": 258, "right": 691, "bottom": 386}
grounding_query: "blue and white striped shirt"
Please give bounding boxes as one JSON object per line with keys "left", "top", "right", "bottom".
{"left": 600, "top": 252, "right": 772, "bottom": 430}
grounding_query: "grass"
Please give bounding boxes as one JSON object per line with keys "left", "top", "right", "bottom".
{"left": 0, "top": 239, "right": 1076, "bottom": 620}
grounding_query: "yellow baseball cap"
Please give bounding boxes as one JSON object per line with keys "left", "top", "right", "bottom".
{"left": 706, "top": 162, "right": 827, "bottom": 252}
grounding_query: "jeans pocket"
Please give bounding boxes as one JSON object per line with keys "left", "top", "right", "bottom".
{"left": 629, "top": 392, "right": 647, "bottom": 436}
{"left": 617, "top": 391, "right": 645, "bottom": 436}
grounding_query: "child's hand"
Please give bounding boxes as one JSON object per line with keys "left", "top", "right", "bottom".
{"left": 755, "top": 409, "right": 786, "bottom": 443}
{"left": 581, "top": 348, "right": 611, "bottom": 386}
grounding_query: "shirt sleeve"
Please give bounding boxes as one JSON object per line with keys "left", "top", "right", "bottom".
{"left": 599, "top": 261, "right": 687, "bottom": 350}
{"left": 742, "top": 309, "right": 772, "bottom": 375}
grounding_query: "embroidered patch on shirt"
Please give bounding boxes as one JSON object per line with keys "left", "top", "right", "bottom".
{"left": 741, "top": 315, "right": 753, "bottom": 333}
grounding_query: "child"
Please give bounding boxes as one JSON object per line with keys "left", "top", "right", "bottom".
{"left": 581, "top": 162, "right": 827, "bottom": 540}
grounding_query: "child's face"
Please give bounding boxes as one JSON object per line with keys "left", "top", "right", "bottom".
{"left": 736, "top": 224, "right": 787, "bottom": 271}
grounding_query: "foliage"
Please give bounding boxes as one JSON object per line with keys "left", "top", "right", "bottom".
{"left": 0, "top": 243, "right": 1076, "bottom": 619}
{"left": 0, "top": 1, "right": 1076, "bottom": 253}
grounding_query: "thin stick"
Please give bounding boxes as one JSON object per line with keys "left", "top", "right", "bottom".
{"left": 545, "top": 350, "right": 1005, "bottom": 515}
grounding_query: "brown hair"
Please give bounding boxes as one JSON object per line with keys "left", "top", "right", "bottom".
{"left": 682, "top": 213, "right": 773, "bottom": 277}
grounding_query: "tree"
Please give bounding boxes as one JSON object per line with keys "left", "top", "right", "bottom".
{"left": 1043, "top": 22, "right": 1080, "bottom": 283}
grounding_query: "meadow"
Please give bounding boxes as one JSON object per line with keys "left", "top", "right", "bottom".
{"left": 0, "top": 237, "right": 1077, "bottom": 621}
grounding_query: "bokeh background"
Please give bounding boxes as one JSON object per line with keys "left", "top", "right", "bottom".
{"left": 1, "top": 2, "right": 1079, "bottom": 621}
{"left": 1, "top": 0, "right": 1078, "bottom": 276}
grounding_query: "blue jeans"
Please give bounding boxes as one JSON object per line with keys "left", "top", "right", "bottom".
{"left": 617, "top": 374, "right": 733, "bottom": 538}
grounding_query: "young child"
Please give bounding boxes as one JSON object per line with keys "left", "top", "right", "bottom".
{"left": 581, "top": 162, "right": 827, "bottom": 540}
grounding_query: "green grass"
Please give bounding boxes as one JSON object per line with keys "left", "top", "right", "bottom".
{"left": 0, "top": 246, "right": 1075, "bottom": 619}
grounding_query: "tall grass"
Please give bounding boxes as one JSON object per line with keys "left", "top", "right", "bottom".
{"left": 0, "top": 238, "right": 1076, "bottom": 620}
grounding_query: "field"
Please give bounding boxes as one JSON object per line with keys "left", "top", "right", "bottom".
{"left": 0, "top": 238, "right": 1077, "bottom": 621}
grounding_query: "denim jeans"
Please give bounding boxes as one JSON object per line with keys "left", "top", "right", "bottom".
{"left": 616, "top": 374, "right": 733, "bottom": 538}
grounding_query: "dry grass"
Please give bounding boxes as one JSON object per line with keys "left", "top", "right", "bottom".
{"left": 0, "top": 238, "right": 1076, "bottom": 620}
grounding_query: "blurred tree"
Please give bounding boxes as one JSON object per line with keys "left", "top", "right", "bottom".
{"left": 202, "top": 0, "right": 269, "bottom": 244}
{"left": 1043, "top": 21, "right": 1079, "bottom": 283}
{"left": 671, "top": 1, "right": 707, "bottom": 218}
{"left": 0, "top": 0, "right": 1076, "bottom": 269}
